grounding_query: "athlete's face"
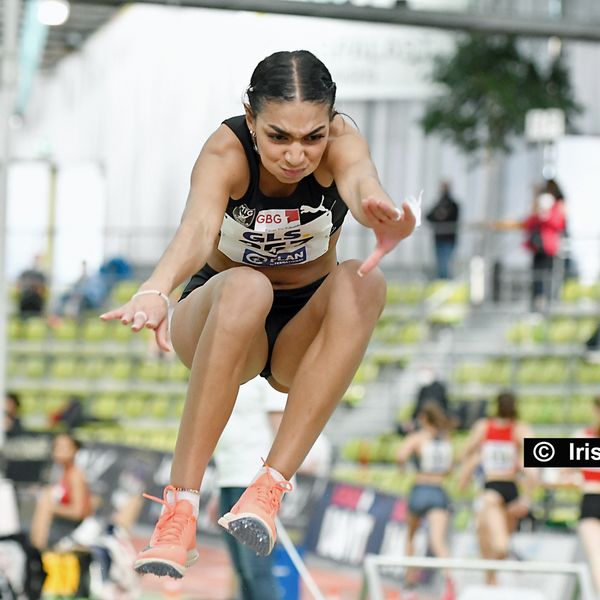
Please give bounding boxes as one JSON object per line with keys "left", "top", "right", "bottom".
{"left": 248, "top": 100, "right": 331, "bottom": 183}
{"left": 52, "top": 434, "right": 78, "bottom": 466}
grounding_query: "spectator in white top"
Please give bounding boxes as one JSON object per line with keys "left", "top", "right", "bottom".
{"left": 213, "top": 377, "right": 287, "bottom": 600}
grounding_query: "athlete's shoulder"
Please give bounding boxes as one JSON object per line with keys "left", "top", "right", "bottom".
{"left": 195, "top": 123, "right": 248, "bottom": 174}
{"left": 190, "top": 123, "right": 249, "bottom": 198}
{"left": 202, "top": 121, "right": 247, "bottom": 162}
{"left": 327, "top": 113, "right": 364, "bottom": 149}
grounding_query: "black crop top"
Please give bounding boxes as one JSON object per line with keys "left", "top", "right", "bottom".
{"left": 217, "top": 115, "right": 349, "bottom": 268}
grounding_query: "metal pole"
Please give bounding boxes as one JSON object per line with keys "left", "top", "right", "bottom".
{"left": 73, "top": 0, "right": 600, "bottom": 42}
{"left": 0, "top": 0, "right": 21, "bottom": 450}
{"left": 275, "top": 517, "right": 326, "bottom": 600}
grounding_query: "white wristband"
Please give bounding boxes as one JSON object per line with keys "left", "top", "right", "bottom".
{"left": 132, "top": 289, "right": 171, "bottom": 309}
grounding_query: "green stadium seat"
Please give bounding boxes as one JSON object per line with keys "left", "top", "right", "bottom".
{"left": 576, "top": 360, "right": 600, "bottom": 385}
{"left": 81, "top": 357, "right": 107, "bottom": 380}
{"left": 479, "top": 359, "right": 511, "bottom": 385}
{"left": 81, "top": 319, "right": 109, "bottom": 342}
{"left": 342, "top": 384, "right": 366, "bottom": 407}
{"left": 22, "top": 317, "right": 48, "bottom": 341}
{"left": 50, "top": 357, "right": 80, "bottom": 379}
{"left": 122, "top": 393, "right": 148, "bottom": 418}
{"left": 517, "top": 358, "right": 568, "bottom": 385}
{"left": 19, "top": 392, "right": 42, "bottom": 417}
{"left": 138, "top": 360, "right": 168, "bottom": 381}
{"left": 578, "top": 318, "right": 598, "bottom": 343}
{"left": 165, "top": 360, "right": 189, "bottom": 382}
{"left": 6, "top": 355, "right": 21, "bottom": 377}
{"left": 455, "top": 362, "right": 484, "bottom": 384}
{"left": 147, "top": 395, "right": 171, "bottom": 419}
{"left": 91, "top": 393, "right": 121, "bottom": 420}
{"left": 560, "top": 279, "right": 582, "bottom": 303}
{"left": 353, "top": 362, "right": 379, "bottom": 384}
{"left": 428, "top": 305, "right": 467, "bottom": 326}
{"left": 547, "top": 319, "right": 578, "bottom": 345}
{"left": 109, "top": 358, "right": 135, "bottom": 380}
{"left": 506, "top": 321, "right": 534, "bottom": 345}
{"left": 172, "top": 396, "right": 185, "bottom": 417}
{"left": 386, "top": 282, "right": 425, "bottom": 305}
{"left": 111, "top": 281, "right": 141, "bottom": 305}
{"left": 370, "top": 351, "right": 407, "bottom": 369}
{"left": 8, "top": 318, "right": 22, "bottom": 340}
{"left": 52, "top": 319, "right": 79, "bottom": 341}
{"left": 24, "top": 357, "right": 46, "bottom": 378}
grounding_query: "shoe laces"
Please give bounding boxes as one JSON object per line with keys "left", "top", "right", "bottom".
{"left": 142, "top": 485, "right": 193, "bottom": 545}
{"left": 252, "top": 462, "right": 293, "bottom": 515}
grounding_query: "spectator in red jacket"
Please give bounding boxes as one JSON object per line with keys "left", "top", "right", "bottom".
{"left": 490, "top": 190, "right": 565, "bottom": 311}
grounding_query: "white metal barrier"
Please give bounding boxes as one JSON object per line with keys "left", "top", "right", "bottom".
{"left": 360, "top": 555, "right": 597, "bottom": 600}
{"left": 276, "top": 517, "right": 326, "bottom": 600}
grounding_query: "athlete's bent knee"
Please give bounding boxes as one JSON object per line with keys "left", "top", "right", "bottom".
{"left": 217, "top": 267, "right": 273, "bottom": 313}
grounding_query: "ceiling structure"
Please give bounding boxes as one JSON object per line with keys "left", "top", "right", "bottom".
{"left": 2, "top": 0, "right": 600, "bottom": 74}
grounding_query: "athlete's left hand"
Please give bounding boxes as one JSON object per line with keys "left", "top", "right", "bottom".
{"left": 358, "top": 198, "right": 416, "bottom": 277}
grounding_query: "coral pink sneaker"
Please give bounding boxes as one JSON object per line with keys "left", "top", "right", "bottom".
{"left": 218, "top": 467, "right": 292, "bottom": 556}
{"left": 133, "top": 485, "right": 199, "bottom": 578}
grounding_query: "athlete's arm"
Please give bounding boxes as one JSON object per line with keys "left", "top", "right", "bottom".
{"left": 457, "top": 449, "right": 481, "bottom": 491}
{"left": 396, "top": 432, "right": 421, "bottom": 465}
{"left": 326, "top": 118, "right": 397, "bottom": 225}
{"left": 459, "top": 419, "right": 487, "bottom": 460}
{"left": 326, "top": 116, "right": 416, "bottom": 275}
{"left": 140, "top": 126, "right": 245, "bottom": 295}
{"left": 100, "top": 125, "right": 245, "bottom": 350}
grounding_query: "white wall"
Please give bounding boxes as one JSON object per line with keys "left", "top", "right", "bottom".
{"left": 12, "top": 6, "right": 600, "bottom": 278}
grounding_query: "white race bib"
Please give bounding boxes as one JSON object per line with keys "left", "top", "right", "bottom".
{"left": 218, "top": 209, "right": 332, "bottom": 267}
{"left": 482, "top": 441, "right": 517, "bottom": 475}
{"left": 420, "top": 439, "right": 453, "bottom": 474}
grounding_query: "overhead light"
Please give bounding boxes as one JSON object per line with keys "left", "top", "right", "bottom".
{"left": 37, "top": 0, "right": 70, "bottom": 26}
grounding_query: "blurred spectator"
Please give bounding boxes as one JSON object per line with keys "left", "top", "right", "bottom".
{"left": 426, "top": 181, "right": 460, "bottom": 280}
{"left": 55, "top": 256, "right": 133, "bottom": 319}
{"left": 490, "top": 189, "right": 565, "bottom": 312}
{"left": 4, "top": 392, "right": 24, "bottom": 438}
{"left": 398, "top": 366, "right": 450, "bottom": 435}
{"left": 29, "top": 433, "right": 93, "bottom": 550}
{"left": 48, "top": 395, "right": 86, "bottom": 430}
{"left": 544, "top": 178, "right": 576, "bottom": 280}
{"left": 16, "top": 255, "right": 48, "bottom": 319}
{"left": 213, "top": 378, "right": 286, "bottom": 600}
{"left": 57, "top": 260, "right": 91, "bottom": 319}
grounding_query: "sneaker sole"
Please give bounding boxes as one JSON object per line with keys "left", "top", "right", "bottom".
{"left": 218, "top": 512, "right": 274, "bottom": 556}
{"left": 133, "top": 550, "right": 199, "bottom": 578}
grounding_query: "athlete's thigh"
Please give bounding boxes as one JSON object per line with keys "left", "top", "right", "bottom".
{"left": 579, "top": 518, "right": 600, "bottom": 553}
{"left": 269, "top": 273, "right": 335, "bottom": 385}
{"left": 170, "top": 274, "right": 269, "bottom": 374}
{"left": 270, "top": 260, "right": 384, "bottom": 386}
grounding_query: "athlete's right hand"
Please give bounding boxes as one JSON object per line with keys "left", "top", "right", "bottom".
{"left": 99, "top": 293, "right": 172, "bottom": 352}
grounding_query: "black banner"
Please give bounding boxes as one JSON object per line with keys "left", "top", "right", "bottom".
{"left": 2, "top": 433, "right": 54, "bottom": 483}
{"left": 524, "top": 437, "right": 600, "bottom": 468}
{"left": 303, "top": 481, "right": 408, "bottom": 565}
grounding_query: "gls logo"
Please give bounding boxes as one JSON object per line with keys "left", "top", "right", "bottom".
{"left": 243, "top": 247, "right": 307, "bottom": 266}
{"left": 255, "top": 209, "right": 300, "bottom": 231}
